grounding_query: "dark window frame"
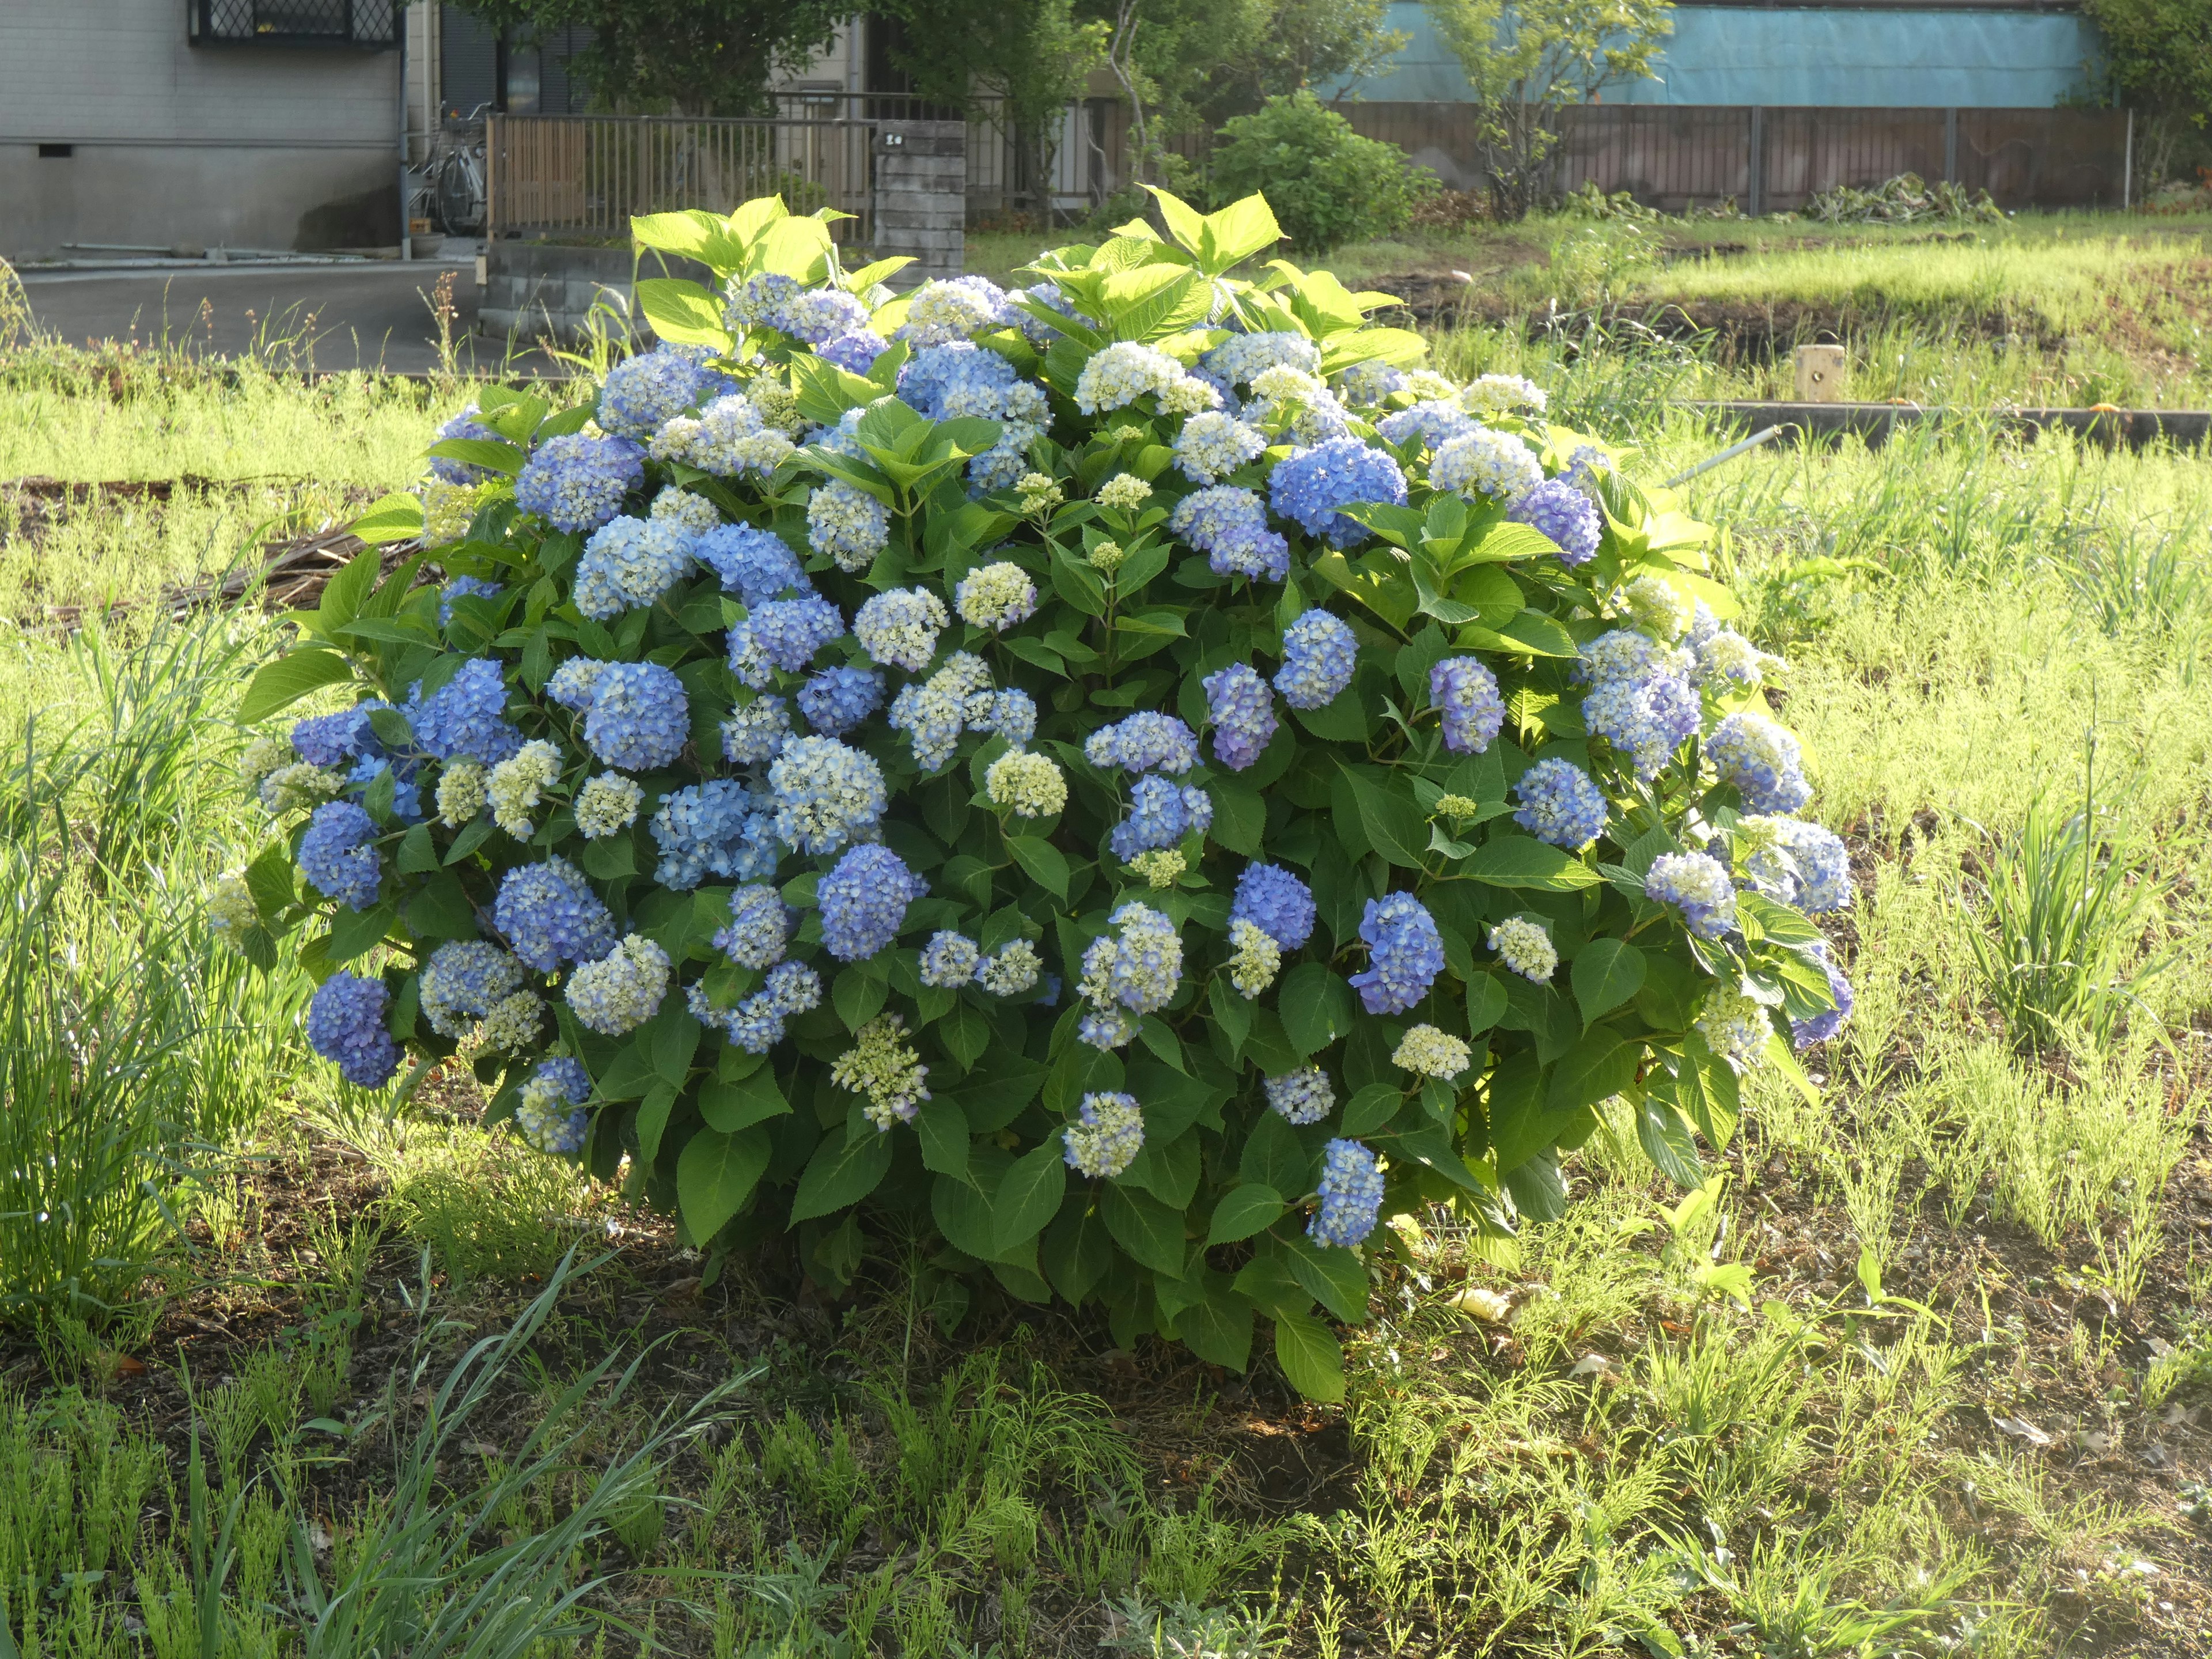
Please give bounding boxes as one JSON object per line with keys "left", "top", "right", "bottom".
{"left": 186, "top": 0, "right": 401, "bottom": 50}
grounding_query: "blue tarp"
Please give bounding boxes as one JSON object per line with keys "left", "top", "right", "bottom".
{"left": 1322, "top": 3, "right": 2103, "bottom": 108}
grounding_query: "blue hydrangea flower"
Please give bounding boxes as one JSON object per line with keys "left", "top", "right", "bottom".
{"left": 1376, "top": 400, "right": 1476, "bottom": 451}
{"left": 778, "top": 287, "right": 870, "bottom": 344}
{"left": 1791, "top": 944, "right": 1855, "bottom": 1048}
{"left": 1309, "top": 1138, "right": 1384, "bottom": 1248}
{"left": 1108, "top": 775, "right": 1200, "bottom": 860}
{"left": 408, "top": 660, "right": 524, "bottom": 765}
{"left": 1202, "top": 662, "right": 1277, "bottom": 771}
{"left": 797, "top": 666, "right": 885, "bottom": 736}
{"left": 1336, "top": 359, "right": 1407, "bottom": 405}
{"left": 513, "top": 1057, "right": 591, "bottom": 1154}
{"left": 899, "top": 341, "right": 1018, "bottom": 419}
{"left": 598, "top": 348, "right": 724, "bottom": 440}
{"left": 714, "top": 884, "right": 790, "bottom": 969}
{"left": 419, "top": 940, "right": 527, "bottom": 1037}
{"left": 439, "top": 575, "right": 502, "bottom": 627}
{"left": 1275, "top": 611, "right": 1357, "bottom": 710}
{"left": 1268, "top": 438, "right": 1408, "bottom": 548}
{"left": 1265, "top": 1066, "right": 1335, "bottom": 1125}
{"left": 1084, "top": 712, "right": 1198, "bottom": 776}
{"left": 727, "top": 593, "right": 845, "bottom": 690}
{"left": 1349, "top": 892, "right": 1444, "bottom": 1014}
{"left": 1167, "top": 486, "right": 1289, "bottom": 582}
{"left": 724, "top": 271, "right": 801, "bottom": 331}
{"left": 1645, "top": 851, "right": 1737, "bottom": 940}
{"left": 695, "top": 524, "right": 810, "bottom": 605}
{"left": 345, "top": 754, "right": 422, "bottom": 823}
{"left": 1429, "top": 427, "right": 1542, "bottom": 503}
{"left": 1078, "top": 902, "right": 1183, "bottom": 1019}
{"left": 720, "top": 696, "right": 791, "bottom": 766}
{"left": 1231, "top": 863, "right": 1316, "bottom": 950}
{"left": 429, "top": 405, "right": 499, "bottom": 485}
{"left": 305, "top": 971, "right": 400, "bottom": 1088}
{"left": 1707, "top": 713, "right": 1812, "bottom": 814}
{"left": 806, "top": 481, "right": 891, "bottom": 574}
{"left": 768, "top": 734, "right": 887, "bottom": 855}
{"left": 1014, "top": 279, "right": 1082, "bottom": 343}
{"left": 653, "top": 779, "right": 777, "bottom": 888}
{"left": 1508, "top": 477, "right": 1603, "bottom": 566}
{"left": 1513, "top": 757, "right": 1609, "bottom": 850}
{"left": 298, "top": 801, "right": 381, "bottom": 910}
{"left": 978, "top": 688, "right": 1037, "bottom": 747}
{"left": 817, "top": 329, "right": 889, "bottom": 373}
{"left": 1584, "top": 673, "right": 1701, "bottom": 780}
{"left": 1173, "top": 412, "right": 1266, "bottom": 484}
{"left": 544, "top": 658, "right": 607, "bottom": 713}
{"left": 894, "top": 276, "right": 1017, "bottom": 347}
{"left": 582, "top": 661, "right": 689, "bottom": 771}
{"left": 1737, "top": 815, "right": 1854, "bottom": 914}
{"left": 1062, "top": 1092, "right": 1145, "bottom": 1179}
{"left": 919, "top": 930, "right": 982, "bottom": 988}
{"left": 819, "top": 843, "right": 925, "bottom": 960}
{"left": 1430, "top": 657, "right": 1505, "bottom": 755}
{"left": 513, "top": 433, "right": 644, "bottom": 532}
{"left": 888, "top": 679, "right": 965, "bottom": 772}
{"left": 291, "top": 704, "right": 387, "bottom": 769}
{"left": 494, "top": 856, "right": 618, "bottom": 971}
{"left": 850, "top": 592, "right": 943, "bottom": 676}
{"left": 1203, "top": 331, "right": 1321, "bottom": 387}
{"left": 573, "top": 516, "right": 696, "bottom": 620}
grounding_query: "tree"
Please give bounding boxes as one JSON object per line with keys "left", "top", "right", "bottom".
{"left": 2078, "top": 0, "right": 2212, "bottom": 186}
{"left": 445, "top": 0, "right": 848, "bottom": 114}
{"left": 1080, "top": 0, "right": 1408, "bottom": 195}
{"left": 873, "top": 0, "right": 1111, "bottom": 219}
{"left": 1422, "top": 0, "right": 1672, "bottom": 218}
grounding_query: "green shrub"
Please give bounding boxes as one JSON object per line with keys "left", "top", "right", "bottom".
{"left": 227, "top": 187, "right": 1844, "bottom": 1403}
{"left": 1206, "top": 92, "right": 1436, "bottom": 252}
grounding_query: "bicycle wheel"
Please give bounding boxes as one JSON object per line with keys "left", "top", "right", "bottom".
{"left": 435, "top": 157, "right": 482, "bottom": 235}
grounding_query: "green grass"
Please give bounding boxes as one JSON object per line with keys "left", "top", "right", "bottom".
{"left": 3, "top": 319, "right": 2212, "bottom": 1653}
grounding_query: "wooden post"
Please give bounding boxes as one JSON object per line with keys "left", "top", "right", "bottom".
{"left": 484, "top": 113, "right": 499, "bottom": 239}
{"left": 1747, "top": 107, "right": 1763, "bottom": 217}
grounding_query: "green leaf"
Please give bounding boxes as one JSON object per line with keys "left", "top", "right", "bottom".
{"left": 1636, "top": 1094, "right": 1702, "bottom": 1188}
{"left": 1570, "top": 938, "right": 1646, "bottom": 1027}
{"left": 1005, "top": 835, "right": 1069, "bottom": 900}
{"left": 352, "top": 492, "right": 425, "bottom": 546}
{"left": 1336, "top": 763, "right": 1428, "bottom": 868}
{"left": 699, "top": 1067, "right": 790, "bottom": 1134}
{"left": 1205, "top": 1184, "right": 1285, "bottom": 1245}
{"left": 1240, "top": 1110, "right": 1315, "bottom": 1198}
{"left": 635, "top": 1082, "right": 677, "bottom": 1165}
{"left": 403, "top": 872, "right": 476, "bottom": 940}
{"left": 244, "top": 843, "right": 296, "bottom": 919}
{"left": 1547, "top": 1031, "right": 1639, "bottom": 1114}
{"left": 677, "top": 1127, "right": 771, "bottom": 1243}
{"left": 650, "top": 1002, "right": 701, "bottom": 1086}
{"left": 634, "top": 278, "right": 734, "bottom": 351}
{"left": 237, "top": 650, "right": 355, "bottom": 724}
{"left": 1465, "top": 834, "right": 1600, "bottom": 890}
{"left": 321, "top": 903, "right": 395, "bottom": 965}
{"left": 1272, "top": 1312, "right": 1346, "bottom": 1403}
{"left": 426, "top": 437, "right": 527, "bottom": 476}
{"left": 1339, "top": 1082, "right": 1402, "bottom": 1137}
{"left": 1466, "top": 971, "right": 1508, "bottom": 1035}
{"left": 914, "top": 1097, "right": 971, "bottom": 1179}
{"left": 1278, "top": 961, "right": 1355, "bottom": 1058}
{"left": 1174, "top": 1277, "right": 1255, "bottom": 1370}
{"left": 1285, "top": 1236, "right": 1371, "bottom": 1323}
{"left": 992, "top": 1140, "right": 1067, "bottom": 1253}
{"left": 1198, "top": 192, "right": 1282, "bottom": 271}
{"left": 789, "top": 1128, "right": 892, "bottom": 1221}
{"left": 1102, "top": 1184, "right": 1186, "bottom": 1276}
{"left": 832, "top": 967, "right": 889, "bottom": 1032}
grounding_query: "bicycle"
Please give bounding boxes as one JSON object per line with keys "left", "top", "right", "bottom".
{"left": 426, "top": 105, "right": 491, "bottom": 236}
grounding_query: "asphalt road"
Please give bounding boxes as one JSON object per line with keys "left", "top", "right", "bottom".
{"left": 17, "top": 259, "right": 563, "bottom": 376}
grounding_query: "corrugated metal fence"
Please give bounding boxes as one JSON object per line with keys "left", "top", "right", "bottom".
{"left": 1073, "top": 102, "right": 2130, "bottom": 216}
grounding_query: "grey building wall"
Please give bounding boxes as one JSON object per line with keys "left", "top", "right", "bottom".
{"left": 0, "top": 0, "right": 403, "bottom": 258}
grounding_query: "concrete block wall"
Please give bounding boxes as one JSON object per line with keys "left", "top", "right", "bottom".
{"left": 874, "top": 122, "right": 964, "bottom": 284}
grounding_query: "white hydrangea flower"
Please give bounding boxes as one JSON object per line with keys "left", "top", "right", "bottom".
{"left": 1074, "top": 342, "right": 1184, "bottom": 414}
{"left": 574, "top": 772, "right": 643, "bottom": 839}
{"left": 488, "top": 740, "right": 563, "bottom": 836}
{"left": 1487, "top": 915, "right": 1558, "bottom": 983}
{"left": 985, "top": 749, "right": 1067, "bottom": 817}
{"left": 1393, "top": 1022, "right": 1473, "bottom": 1079}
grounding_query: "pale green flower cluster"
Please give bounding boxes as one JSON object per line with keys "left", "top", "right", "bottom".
{"left": 831, "top": 1014, "right": 932, "bottom": 1131}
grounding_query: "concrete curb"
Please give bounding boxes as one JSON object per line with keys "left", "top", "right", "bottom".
{"left": 1683, "top": 401, "right": 2212, "bottom": 450}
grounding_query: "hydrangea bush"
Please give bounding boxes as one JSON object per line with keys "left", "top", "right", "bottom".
{"left": 227, "top": 191, "right": 1848, "bottom": 1402}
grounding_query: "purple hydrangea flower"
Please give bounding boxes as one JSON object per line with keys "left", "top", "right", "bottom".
{"left": 1202, "top": 662, "right": 1277, "bottom": 771}
{"left": 1083, "top": 712, "right": 1198, "bottom": 776}
{"left": 1230, "top": 863, "right": 1316, "bottom": 950}
{"left": 1513, "top": 757, "right": 1609, "bottom": 850}
{"left": 1508, "top": 478, "right": 1603, "bottom": 566}
{"left": 1309, "top": 1138, "right": 1384, "bottom": 1248}
{"left": 1349, "top": 892, "right": 1444, "bottom": 1015}
{"left": 513, "top": 433, "right": 644, "bottom": 532}
{"left": 652, "top": 778, "right": 778, "bottom": 888}
{"left": 797, "top": 666, "right": 885, "bottom": 737}
{"left": 583, "top": 661, "right": 690, "bottom": 771}
{"left": 818, "top": 844, "right": 925, "bottom": 961}
{"left": 1267, "top": 438, "right": 1407, "bottom": 548}
{"left": 1166, "top": 487, "right": 1289, "bottom": 582}
{"left": 494, "top": 857, "right": 618, "bottom": 971}
{"left": 694, "top": 524, "right": 810, "bottom": 607}
{"left": 817, "top": 329, "right": 890, "bottom": 374}
{"left": 305, "top": 971, "right": 402, "bottom": 1088}
{"left": 728, "top": 594, "right": 845, "bottom": 688}
{"left": 298, "top": 801, "right": 381, "bottom": 910}
{"left": 1275, "top": 611, "right": 1357, "bottom": 710}
{"left": 1430, "top": 657, "right": 1505, "bottom": 755}
{"left": 408, "top": 660, "right": 524, "bottom": 766}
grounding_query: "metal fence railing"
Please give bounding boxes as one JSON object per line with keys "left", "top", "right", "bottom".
{"left": 486, "top": 114, "right": 880, "bottom": 241}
